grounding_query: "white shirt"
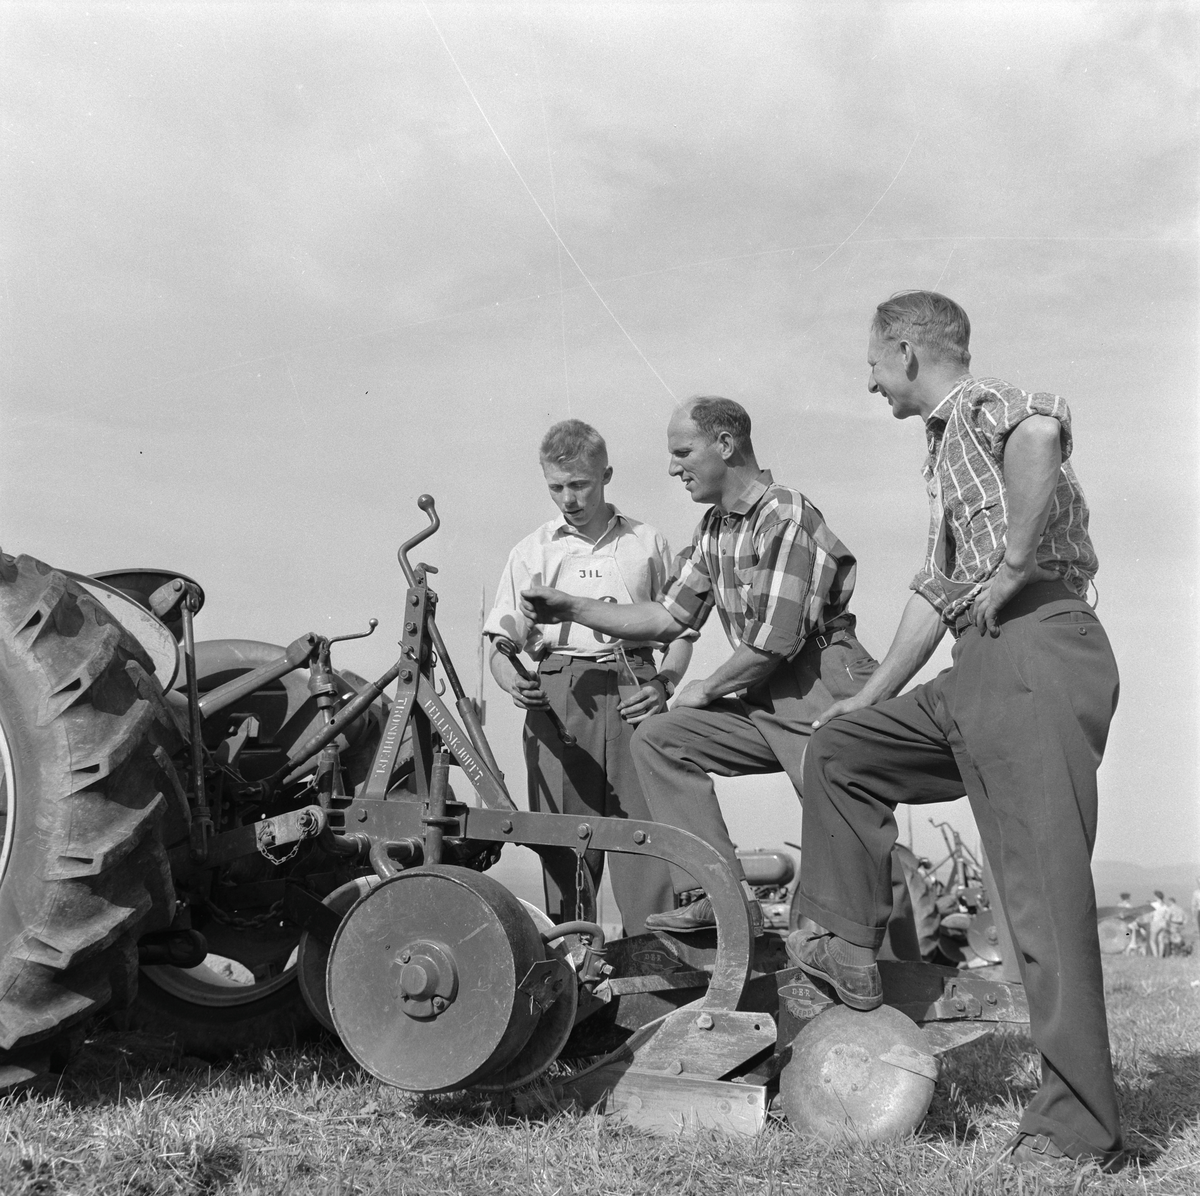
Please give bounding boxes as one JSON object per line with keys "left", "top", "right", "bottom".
{"left": 484, "top": 507, "right": 681, "bottom": 659}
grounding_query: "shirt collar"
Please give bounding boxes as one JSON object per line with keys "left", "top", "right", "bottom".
{"left": 926, "top": 376, "right": 972, "bottom": 430}
{"left": 723, "top": 470, "right": 773, "bottom": 519}
{"left": 553, "top": 504, "right": 626, "bottom": 540}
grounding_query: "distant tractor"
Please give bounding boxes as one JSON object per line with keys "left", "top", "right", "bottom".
{"left": 0, "top": 499, "right": 1028, "bottom": 1137}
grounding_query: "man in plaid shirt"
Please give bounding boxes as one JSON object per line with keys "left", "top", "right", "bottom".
{"left": 522, "top": 396, "right": 882, "bottom": 935}
{"left": 790, "top": 292, "right": 1123, "bottom": 1172}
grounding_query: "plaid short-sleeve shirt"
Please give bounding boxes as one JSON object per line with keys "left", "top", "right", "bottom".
{"left": 658, "top": 471, "right": 858, "bottom": 657}
{"left": 912, "top": 375, "right": 1099, "bottom": 619}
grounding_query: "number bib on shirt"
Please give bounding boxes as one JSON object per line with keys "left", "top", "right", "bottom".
{"left": 549, "top": 552, "right": 634, "bottom": 654}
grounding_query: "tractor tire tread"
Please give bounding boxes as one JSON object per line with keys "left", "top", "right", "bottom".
{"left": 0, "top": 552, "right": 179, "bottom": 1055}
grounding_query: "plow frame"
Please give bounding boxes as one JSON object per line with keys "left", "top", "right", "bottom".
{"left": 148, "top": 495, "right": 1027, "bottom": 1135}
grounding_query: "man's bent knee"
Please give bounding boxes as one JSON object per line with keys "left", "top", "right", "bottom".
{"left": 632, "top": 708, "right": 708, "bottom": 766}
{"left": 807, "top": 717, "right": 871, "bottom": 786}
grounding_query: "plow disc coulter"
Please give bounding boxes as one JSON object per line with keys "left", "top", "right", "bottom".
{"left": 0, "top": 498, "right": 1028, "bottom": 1138}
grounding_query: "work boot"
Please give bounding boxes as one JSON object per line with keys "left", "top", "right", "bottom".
{"left": 785, "top": 919, "right": 882, "bottom": 1011}
{"left": 644, "top": 893, "right": 764, "bottom": 937}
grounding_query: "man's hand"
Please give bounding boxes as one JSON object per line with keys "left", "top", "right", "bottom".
{"left": 972, "top": 558, "right": 1058, "bottom": 636}
{"left": 974, "top": 415, "right": 1064, "bottom": 635}
{"left": 520, "top": 585, "right": 575, "bottom": 626}
{"left": 617, "top": 680, "right": 669, "bottom": 724}
{"left": 672, "top": 678, "right": 712, "bottom": 709}
{"left": 811, "top": 692, "right": 874, "bottom": 730}
{"left": 506, "top": 673, "right": 550, "bottom": 710}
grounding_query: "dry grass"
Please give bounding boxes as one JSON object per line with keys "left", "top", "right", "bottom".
{"left": 2, "top": 954, "right": 1197, "bottom": 1196}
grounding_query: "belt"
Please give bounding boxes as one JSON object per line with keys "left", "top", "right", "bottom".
{"left": 543, "top": 647, "right": 656, "bottom": 665}
{"left": 810, "top": 613, "right": 854, "bottom": 651}
{"left": 947, "top": 579, "right": 1079, "bottom": 639}
{"left": 950, "top": 610, "right": 975, "bottom": 640}
{"left": 950, "top": 580, "right": 1084, "bottom": 638}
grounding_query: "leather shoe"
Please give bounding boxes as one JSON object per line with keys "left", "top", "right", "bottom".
{"left": 644, "top": 894, "right": 764, "bottom": 937}
{"left": 1002, "top": 1132, "right": 1125, "bottom": 1174}
{"left": 1004, "top": 1133, "right": 1073, "bottom": 1170}
{"left": 785, "top": 923, "right": 882, "bottom": 1011}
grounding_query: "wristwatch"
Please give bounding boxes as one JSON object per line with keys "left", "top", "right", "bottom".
{"left": 651, "top": 673, "right": 676, "bottom": 697}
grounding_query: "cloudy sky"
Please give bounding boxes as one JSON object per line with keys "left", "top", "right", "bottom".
{"left": 3, "top": 2, "right": 1196, "bottom": 887}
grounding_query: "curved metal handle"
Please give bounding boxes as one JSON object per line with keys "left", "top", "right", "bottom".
{"left": 329, "top": 618, "right": 378, "bottom": 646}
{"left": 397, "top": 495, "right": 440, "bottom": 585}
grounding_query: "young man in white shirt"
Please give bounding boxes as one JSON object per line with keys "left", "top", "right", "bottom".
{"left": 484, "top": 420, "right": 693, "bottom": 935}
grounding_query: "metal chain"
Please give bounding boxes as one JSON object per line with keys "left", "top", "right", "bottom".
{"left": 200, "top": 896, "right": 286, "bottom": 930}
{"left": 257, "top": 836, "right": 303, "bottom": 866}
{"left": 574, "top": 848, "right": 587, "bottom": 923}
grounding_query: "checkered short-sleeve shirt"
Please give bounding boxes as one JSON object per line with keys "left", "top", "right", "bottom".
{"left": 658, "top": 471, "right": 858, "bottom": 657}
{"left": 912, "top": 375, "right": 1099, "bottom": 619}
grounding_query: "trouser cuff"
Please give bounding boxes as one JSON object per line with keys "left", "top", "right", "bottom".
{"left": 793, "top": 891, "right": 886, "bottom": 951}
{"left": 669, "top": 860, "right": 745, "bottom": 897}
{"left": 1018, "top": 1114, "right": 1123, "bottom": 1166}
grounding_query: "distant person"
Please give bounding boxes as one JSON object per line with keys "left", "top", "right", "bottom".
{"left": 1149, "top": 891, "right": 1168, "bottom": 958}
{"left": 788, "top": 292, "right": 1123, "bottom": 1171}
{"left": 483, "top": 419, "right": 693, "bottom": 935}
{"left": 1117, "top": 894, "right": 1139, "bottom": 955}
{"left": 522, "top": 397, "right": 896, "bottom": 939}
{"left": 1165, "top": 897, "right": 1187, "bottom": 956}
{"left": 1191, "top": 879, "right": 1200, "bottom": 939}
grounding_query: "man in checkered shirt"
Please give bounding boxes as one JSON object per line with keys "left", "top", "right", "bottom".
{"left": 521, "top": 396, "right": 883, "bottom": 936}
{"left": 790, "top": 291, "right": 1123, "bottom": 1172}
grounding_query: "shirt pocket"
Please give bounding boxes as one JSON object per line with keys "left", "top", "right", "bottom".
{"left": 732, "top": 565, "right": 757, "bottom": 612}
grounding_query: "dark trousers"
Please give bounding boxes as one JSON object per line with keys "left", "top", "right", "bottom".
{"left": 524, "top": 654, "right": 673, "bottom": 936}
{"left": 796, "top": 582, "right": 1122, "bottom": 1160}
{"left": 630, "top": 629, "right": 879, "bottom": 893}
{"left": 628, "top": 629, "right": 921, "bottom": 960}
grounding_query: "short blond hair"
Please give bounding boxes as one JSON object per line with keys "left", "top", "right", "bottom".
{"left": 539, "top": 420, "right": 608, "bottom": 469}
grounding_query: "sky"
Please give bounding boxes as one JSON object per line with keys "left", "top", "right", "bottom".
{"left": 2, "top": 1, "right": 1197, "bottom": 889}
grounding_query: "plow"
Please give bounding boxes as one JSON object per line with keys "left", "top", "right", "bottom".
{"left": 0, "top": 497, "right": 1028, "bottom": 1139}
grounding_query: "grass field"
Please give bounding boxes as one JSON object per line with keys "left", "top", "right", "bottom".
{"left": 1, "top": 953, "right": 1197, "bottom": 1196}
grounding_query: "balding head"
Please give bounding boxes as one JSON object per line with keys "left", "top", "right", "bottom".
{"left": 678, "top": 396, "right": 754, "bottom": 455}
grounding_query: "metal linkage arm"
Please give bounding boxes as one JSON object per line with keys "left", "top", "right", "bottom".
{"left": 277, "top": 660, "right": 403, "bottom": 789}
{"left": 197, "top": 633, "right": 321, "bottom": 721}
{"left": 464, "top": 810, "right": 752, "bottom": 1012}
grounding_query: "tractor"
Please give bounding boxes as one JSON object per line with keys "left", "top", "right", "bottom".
{"left": 0, "top": 497, "right": 1028, "bottom": 1138}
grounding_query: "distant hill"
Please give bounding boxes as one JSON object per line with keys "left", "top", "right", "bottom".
{"left": 489, "top": 850, "right": 1199, "bottom": 924}
{"left": 1092, "top": 860, "right": 1199, "bottom": 907}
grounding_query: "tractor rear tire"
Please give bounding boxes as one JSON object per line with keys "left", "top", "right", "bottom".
{"left": 0, "top": 553, "right": 179, "bottom": 1071}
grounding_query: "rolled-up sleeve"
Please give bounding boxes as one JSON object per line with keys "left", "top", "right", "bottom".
{"left": 658, "top": 537, "right": 714, "bottom": 633}
{"left": 909, "top": 567, "right": 949, "bottom": 615}
{"left": 741, "top": 518, "right": 822, "bottom": 656}
{"left": 974, "top": 383, "right": 1073, "bottom": 461}
{"left": 482, "top": 549, "right": 535, "bottom": 651}
{"left": 648, "top": 533, "right": 701, "bottom": 641}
